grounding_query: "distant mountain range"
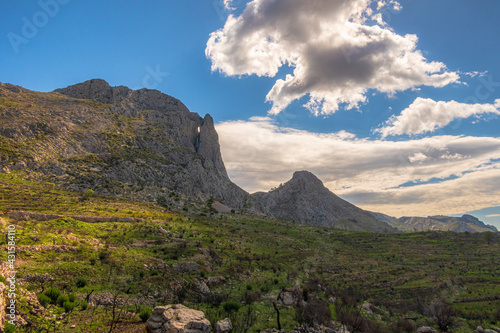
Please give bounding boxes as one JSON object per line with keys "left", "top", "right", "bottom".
{"left": 0, "top": 79, "right": 495, "bottom": 233}
{"left": 370, "top": 212, "right": 498, "bottom": 233}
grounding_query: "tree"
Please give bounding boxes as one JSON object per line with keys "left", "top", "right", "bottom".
{"left": 426, "top": 298, "right": 455, "bottom": 331}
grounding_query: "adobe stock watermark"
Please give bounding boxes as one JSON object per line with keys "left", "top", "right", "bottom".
{"left": 130, "top": 65, "right": 169, "bottom": 91}
{"left": 6, "top": 225, "right": 17, "bottom": 325}
{"left": 7, "top": 0, "right": 72, "bottom": 54}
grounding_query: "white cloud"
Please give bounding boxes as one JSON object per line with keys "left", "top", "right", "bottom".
{"left": 206, "top": 0, "right": 459, "bottom": 116}
{"left": 375, "top": 98, "right": 500, "bottom": 137}
{"left": 216, "top": 117, "right": 500, "bottom": 217}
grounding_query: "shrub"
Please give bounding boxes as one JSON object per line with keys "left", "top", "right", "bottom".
{"left": 37, "top": 293, "right": 51, "bottom": 307}
{"left": 297, "top": 300, "right": 331, "bottom": 326}
{"left": 98, "top": 250, "right": 109, "bottom": 261}
{"left": 76, "top": 278, "right": 87, "bottom": 288}
{"left": 63, "top": 301, "right": 75, "bottom": 313}
{"left": 79, "top": 299, "right": 89, "bottom": 310}
{"left": 139, "top": 308, "right": 151, "bottom": 322}
{"left": 68, "top": 293, "right": 77, "bottom": 303}
{"left": 57, "top": 294, "right": 69, "bottom": 307}
{"left": 223, "top": 301, "right": 241, "bottom": 313}
{"left": 83, "top": 189, "right": 94, "bottom": 198}
{"left": 0, "top": 276, "right": 6, "bottom": 284}
{"left": 43, "top": 287, "right": 61, "bottom": 303}
{"left": 246, "top": 284, "right": 253, "bottom": 291}
{"left": 392, "top": 318, "right": 415, "bottom": 333}
{"left": 4, "top": 322, "right": 16, "bottom": 333}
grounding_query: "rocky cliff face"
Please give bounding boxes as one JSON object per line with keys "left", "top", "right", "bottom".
{"left": 0, "top": 80, "right": 249, "bottom": 208}
{"left": 255, "top": 171, "right": 395, "bottom": 232}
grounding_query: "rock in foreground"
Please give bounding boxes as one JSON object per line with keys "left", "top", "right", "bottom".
{"left": 146, "top": 304, "right": 210, "bottom": 333}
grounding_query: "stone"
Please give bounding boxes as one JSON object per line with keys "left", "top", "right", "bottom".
{"left": 146, "top": 304, "right": 210, "bottom": 333}
{"left": 206, "top": 276, "right": 225, "bottom": 286}
{"left": 173, "top": 262, "right": 199, "bottom": 273}
{"left": 215, "top": 318, "right": 233, "bottom": 333}
{"left": 417, "top": 327, "right": 437, "bottom": 333}
{"left": 159, "top": 226, "right": 172, "bottom": 235}
{"left": 195, "top": 280, "right": 211, "bottom": 295}
{"left": 477, "top": 327, "right": 485, "bottom": 333}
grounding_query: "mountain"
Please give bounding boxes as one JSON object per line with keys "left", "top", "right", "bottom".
{"left": 0, "top": 79, "right": 396, "bottom": 232}
{"left": 255, "top": 171, "right": 395, "bottom": 232}
{"left": 370, "top": 211, "right": 498, "bottom": 233}
{"left": 0, "top": 79, "right": 250, "bottom": 208}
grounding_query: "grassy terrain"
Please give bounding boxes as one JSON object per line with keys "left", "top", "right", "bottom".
{"left": 1, "top": 171, "right": 499, "bottom": 332}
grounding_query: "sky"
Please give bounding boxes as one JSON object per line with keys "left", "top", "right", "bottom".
{"left": 1, "top": 0, "right": 499, "bottom": 228}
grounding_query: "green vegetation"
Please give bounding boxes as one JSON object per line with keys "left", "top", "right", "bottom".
{"left": 1, "top": 173, "right": 499, "bottom": 332}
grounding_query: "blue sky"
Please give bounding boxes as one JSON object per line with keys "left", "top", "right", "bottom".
{"left": 1, "top": 0, "right": 499, "bottom": 227}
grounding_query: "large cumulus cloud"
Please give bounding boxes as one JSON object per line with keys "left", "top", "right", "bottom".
{"left": 206, "top": 0, "right": 460, "bottom": 115}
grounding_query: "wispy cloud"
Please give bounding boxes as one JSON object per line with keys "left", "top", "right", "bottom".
{"left": 375, "top": 98, "right": 500, "bottom": 138}
{"left": 216, "top": 117, "right": 500, "bottom": 217}
{"left": 206, "top": 0, "right": 459, "bottom": 116}
{"left": 486, "top": 214, "right": 500, "bottom": 218}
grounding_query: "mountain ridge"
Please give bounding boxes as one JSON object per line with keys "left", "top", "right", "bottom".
{"left": 370, "top": 211, "right": 498, "bottom": 233}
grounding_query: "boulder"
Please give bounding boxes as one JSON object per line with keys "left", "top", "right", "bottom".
{"left": 417, "top": 327, "right": 437, "bottom": 333}
{"left": 477, "top": 327, "right": 485, "bottom": 333}
{"left": 195, "top": 280, "right": 211, "bottom": 295}
{"left": 215, "top": 318, "right": 232, "bottom": 333}
{"left": 172, "top": 262, "right": 199, "bottom": 273}
{"left": 206, "top": 276, "right": 225, "bottom": 286}
{"left": 146, "top": 304, "right": 210, "bottom": 333}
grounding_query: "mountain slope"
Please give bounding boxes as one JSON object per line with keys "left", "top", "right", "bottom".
{"left": 256, "top": 171, "right": 395, "bottom": 232}
{"left": 370, "top": 211, "right": 498, "bottom": 233}
{"left": 0, "top": 80, "right": 250, "bottom": 208}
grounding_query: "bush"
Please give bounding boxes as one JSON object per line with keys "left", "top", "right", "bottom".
{"left": 139, "top": 308, "right": 151, "bottom": 322}
{"left": 79, "top": 299, "right": 89, "bottom": 310}
{"left": 43, "top": 287, "right": 61, "bottom": 303}
{"left": 57, "top": 294, "right": 69, "bottom": 307}
{"left": 222, "top": 301, "right": 241, "bottom": 313}
{"left": 0, "top": 276, "right": 6, "bottom": 284}
{"left": 37, "top": 293, "right": 51, "bottom": 307}
{"left": 76, "top": 278, "right": 87, "bottom": 288}
{"left": 68, "top": 293, "right": 77, "bottom": 303}
{"left": 63, "top": 301, "right": 75, "bottom": 313}
{"left": 4, "top": 322, "right": 16, "bottom": 333}
{"left": 297, "top": 300, "right": 332, "bottom": 326}
{"left": 392, "top": 318, "right": 415, "bottom": 333}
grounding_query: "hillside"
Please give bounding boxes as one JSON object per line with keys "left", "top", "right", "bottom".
{"left": 0, "top": 80, "right": 250, "bottom": 210}
{"left": 0, "top": 173, "right": 499, "bottom": 332}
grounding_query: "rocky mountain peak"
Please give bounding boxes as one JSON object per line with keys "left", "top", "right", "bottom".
{"left": 291, "top": 170, "right": 324, "bottom": 183}
{"left": 257, "top": 170, "right": 395, "bottom": 232}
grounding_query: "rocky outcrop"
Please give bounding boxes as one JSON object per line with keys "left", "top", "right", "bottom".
{"left": 172, "top": 262, "right": 199, "bottom": 273}
{"left": 6, "top": 211, "right": 61, "bottom": 222}
{"left": 146, "top": 304, "right": 210, "bottom": 333}
{"left": 0, "top": 80, "right": 250, "bottom": 209}
{"left": 256, "top": 171, "right": 395, "bottom": 232}
{"left": 416, "top": 327, "right": 437, "bottom": 333}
